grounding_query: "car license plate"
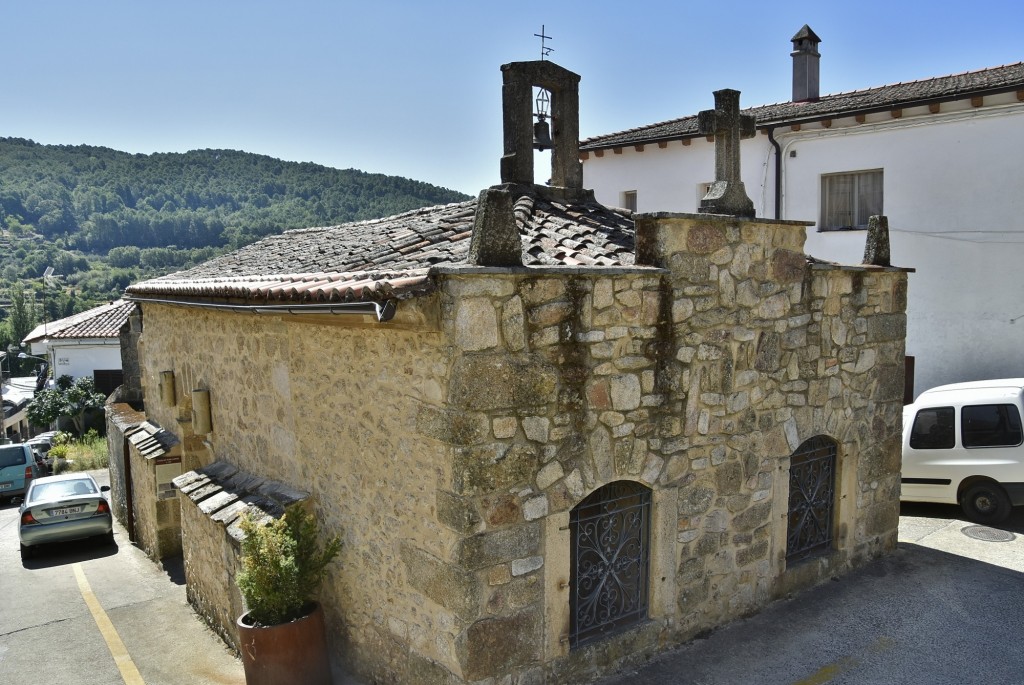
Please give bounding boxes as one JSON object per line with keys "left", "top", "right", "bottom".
{"left": 0, "top": 482, "right": 11, "bottom": 490}
{"left": 50, "top": 506, "right": 85, "bottom": 517}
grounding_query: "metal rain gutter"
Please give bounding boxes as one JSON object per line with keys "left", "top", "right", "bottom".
{"left": 124, "top": 296, "right": 397, "bottom": 322}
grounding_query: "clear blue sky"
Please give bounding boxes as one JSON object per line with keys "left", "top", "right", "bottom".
{"left": 4, "top": 1, "right": 1021, "bottom": 196}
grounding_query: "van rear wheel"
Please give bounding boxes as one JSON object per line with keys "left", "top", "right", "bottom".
{"left": 961, "top": 483, "right": 1012, "bottom": 524}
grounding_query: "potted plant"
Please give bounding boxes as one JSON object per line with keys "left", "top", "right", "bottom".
{"left": 236, "top": 505, "right": 341, "bottom": 685}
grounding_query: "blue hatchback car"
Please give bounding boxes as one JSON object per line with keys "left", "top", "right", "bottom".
{"left": 0, "top": 443, "right": 42, "bottom": 502}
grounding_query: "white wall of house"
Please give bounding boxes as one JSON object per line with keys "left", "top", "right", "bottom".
{"left": 585, "top": 137, "right": 770, "bottom": 216}
{"left": 583, "top": 99, "right": 1024, "bottom": 398}
{"left": 48, "top": 342, "right": 122, "bottom": 381}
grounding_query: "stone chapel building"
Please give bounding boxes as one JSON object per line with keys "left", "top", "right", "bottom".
{"left": 113, "top": 60, "right": 910, "bottom": 684}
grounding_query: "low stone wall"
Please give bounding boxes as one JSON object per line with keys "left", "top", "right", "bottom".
{"left": 172, "top": 461, "right": 308, "bottom": 651}
{"left": 125, "top": 423, "right": 182, "bottom": 561}
{"left": 105, "top": 403, "right": 145, "bottom": 530}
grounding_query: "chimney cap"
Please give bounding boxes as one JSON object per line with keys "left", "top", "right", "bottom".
{"left": 791, "top": 25, "right": 821, "bottom": 44}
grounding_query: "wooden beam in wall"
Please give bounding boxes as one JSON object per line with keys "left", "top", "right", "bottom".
{"left": 705, "top": 135, "right": 715, "bottom": 143}
{"left": 682, "top": 138, "right": 692, "bottom": 146}
{"left": 821, "top": 119, "right": 832, "bottom": 128}
{"left": 928, "top": 103, "right": 941, "bottom": 114}
{"left": 613, "top": 147, "right": 623, "bottom": 155}
{"left": 657, "top": 141, "right": 668, "bottom": 149}
{"left": 790, "top": 123, "right": 801, "bottom": 132}
{"left": 971, "top": 96, "right": 984, "bottom": 108}
{"left": 1018, "top": 89, "right": 1024, "bottom": 101}
{"left": 634, "top": 144, "right": 645, "bottom": 152}
{"left": 855, "top": 114, "right": 866, "bottom": 124}
{"left": 891, "top": 109, "right": 903, "bottom": 119}
{"left": 594, "top": 149, "right": 604, "bottom": 158}
{"left": 579, "top": 152, "right": 590, "bottom": 161}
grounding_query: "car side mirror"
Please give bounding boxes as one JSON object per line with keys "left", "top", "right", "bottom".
{"left": 101, "top": 485, "right": 111, "bottom": 492}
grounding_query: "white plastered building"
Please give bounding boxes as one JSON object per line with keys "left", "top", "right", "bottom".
{"left": 22, "top": 299, "right": 136, "bottom": 397}
{"left": 581, "top": 26, "right": 1024, "bottom": 398}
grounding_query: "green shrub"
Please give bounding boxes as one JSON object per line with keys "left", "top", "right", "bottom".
{"left": 49, "top": 444, "right": 70, "bottom": 474}
{"left": 66, "top": 431, "right": 109, "bottom": 471}
{"left": 236, "top": 507, "right": 341, "bottom": 626}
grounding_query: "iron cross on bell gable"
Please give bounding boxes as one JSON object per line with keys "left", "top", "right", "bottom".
{"left": 697, "top": 89, "right": 756, "bottom": 218}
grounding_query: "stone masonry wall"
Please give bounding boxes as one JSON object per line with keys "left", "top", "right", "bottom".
{"left": 136, "top": 300, "right": 456, "bottom": 680}
{"left": 128, "top": 440, "right": 162, "bottom": 561}
{"left": 105, "top": 403, "right": 145, "bottom": 530}
{"left": 403, "top": 214, "right": 909, "bottom": 684}
{"left": 135, "top": 215, "right": 907, "bottom": 685}
{"left": 127, "top": 439, "right": 182, "bottom": 562}
{"left": 429, "top": 267, "right": 669, "bottom": 683}
{"left": 177, "top": 477, "right": 244, "bottom": 649}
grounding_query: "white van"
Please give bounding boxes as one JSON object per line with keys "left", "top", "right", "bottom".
{"left": 901, "top": 378, "right": 1024, "bottom": 524}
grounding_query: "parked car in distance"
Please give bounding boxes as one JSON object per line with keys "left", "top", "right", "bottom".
{"left": 0, "top": 443, "right": 44, "bottom": 503}
{"left": 25, "top": 432, "right": 59, "bottom": 474}
{"left": 19, "top": 473, "right": 113, "bottom": 560}
{"left": 902, "top": 378, "right": 1024, "bottom": 524}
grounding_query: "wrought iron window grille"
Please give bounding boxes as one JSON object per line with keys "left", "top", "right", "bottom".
{"left": 786, "top": 436, "right": 838, "bottom": 563}
{"left": 569, "top": 481, "right": 651, "bottom": 649}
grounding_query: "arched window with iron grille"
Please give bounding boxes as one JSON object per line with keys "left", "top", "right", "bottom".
{"left": 569, "top": 480, "right": 651, "bottom": 648}
{"left": 786, "top": 435, "right": 838, "bottom": 563}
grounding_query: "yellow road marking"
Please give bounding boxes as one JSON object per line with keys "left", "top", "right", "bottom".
{"left": 790, "top": 636, "right": 896, "bottom": 685}
{"left": 791, "top": 656, "right": 857, "bottom": 685}
{"left": 72, "top": 563, "right": 147, "bottom": 685}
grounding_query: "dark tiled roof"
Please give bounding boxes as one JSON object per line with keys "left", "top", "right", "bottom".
{"left": 582, "top": 62, "right": 1024, "bottom": 150}
{"left": 126, "top": 190, "right": 637, "bottom": 304}
{"left": 22, "top": 299, "right": 135, "bottom": 343}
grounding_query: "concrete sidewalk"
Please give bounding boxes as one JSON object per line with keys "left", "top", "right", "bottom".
{"left": 597, "top": 504, "right": 1024, "bottom": 684}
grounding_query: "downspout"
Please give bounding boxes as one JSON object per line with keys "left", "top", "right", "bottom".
{"left": 766, "top": 126, "right": 782, "bottom": 220}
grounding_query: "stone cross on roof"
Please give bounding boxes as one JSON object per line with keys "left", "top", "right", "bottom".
{"left": 697, "top": 89, "right": 756, "bottom": 218}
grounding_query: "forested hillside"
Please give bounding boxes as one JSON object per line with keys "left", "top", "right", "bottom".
{"left": 0, "top": 136, "right": 470, "bottom": 365}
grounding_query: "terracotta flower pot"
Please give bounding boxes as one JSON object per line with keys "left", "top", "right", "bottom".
{"left": 236, "top": 601, "right": 332, "bottom": 685}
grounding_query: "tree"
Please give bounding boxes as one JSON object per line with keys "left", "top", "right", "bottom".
{"left": 6, "top": 283, "right": 38, "bottom": 343}
{"left": 107, "top": 245, "right": 141, "bottom": 268}
{"left": 26, "top": 374, "right": 106, "bottom": 436}
{"left": 0, "top": 283, "right": 39, "bottom": 375}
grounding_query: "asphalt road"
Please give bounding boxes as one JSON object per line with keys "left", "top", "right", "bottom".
{"left": 2, "top": 470, "right": 1022, "bottom": 685}
{"left": 0, "top": 469, "right": 243, "bottom": 685}
{"left": 598, "top": 502, "right": 1024, "bottom": 685}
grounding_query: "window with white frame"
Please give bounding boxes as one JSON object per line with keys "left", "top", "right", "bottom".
{"left": 697, "top": 182, "right": 713, "bottom": 209}
{"left": 621, "top": 191, "right": 637, "bottom": 212}
{"left": 820, "top": 170, "right": 883, "bottom": 231}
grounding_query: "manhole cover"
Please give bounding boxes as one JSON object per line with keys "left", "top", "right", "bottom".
{"left": 961, "top": 525, "right": 1016, "bottom": 542}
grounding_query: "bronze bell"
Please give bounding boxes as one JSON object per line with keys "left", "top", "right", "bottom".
{"left": 533, "top": 119, "right": 553, "bottom": 151}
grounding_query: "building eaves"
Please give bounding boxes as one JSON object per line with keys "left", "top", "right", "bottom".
{"left": 581, "top": 62, "right": 1024, "bottom": 150}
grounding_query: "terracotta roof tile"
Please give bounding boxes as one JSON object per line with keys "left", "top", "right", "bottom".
{"left": 582, "top": 62, "right": 1024, "bottom": 149}
{"left": 22, "top": 299, "right": 136, "bottom": 343}
{"left": 127, "top": 189, "right": 638, "bottom": 305}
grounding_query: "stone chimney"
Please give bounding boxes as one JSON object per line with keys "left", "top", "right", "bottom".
{"left": 791, "top": 25, "right": 821, "bottom": 102}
